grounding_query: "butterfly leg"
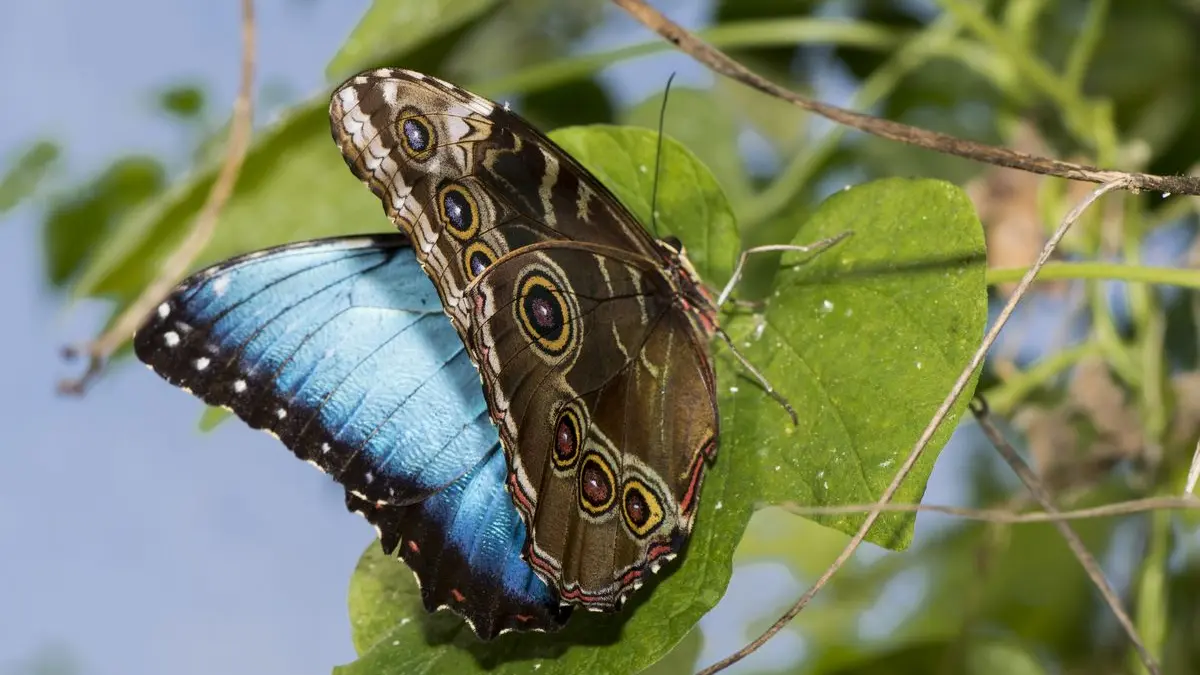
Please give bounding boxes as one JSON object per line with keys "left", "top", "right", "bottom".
{"left": 713, "top": 231, "right": 853, "bottom": 425}
{"left": 715, "top": 231, "right": 854, "bottom": 307}
{"left": 715, "top": 327, "right": 799, "bottom": 425}
{"left": 727, "top": 298, "right": 766, "bottom": 313}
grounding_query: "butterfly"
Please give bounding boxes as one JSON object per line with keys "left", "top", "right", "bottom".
{"left": 134, "top": 234, "right": 571, "bottom": 638}
{"left": 328, "top": 69, "right": 722, "bottom": 614}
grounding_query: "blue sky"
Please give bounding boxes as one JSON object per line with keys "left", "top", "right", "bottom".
{"left": 0, "top": 2, "right": 984, "bottom": 674}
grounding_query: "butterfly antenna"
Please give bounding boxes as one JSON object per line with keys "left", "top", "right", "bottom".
{"left": 716, "top": 328, "right": 799, "bottom": 425}
{"left": 649, "top": 72, "right": 676, "bottom": 239}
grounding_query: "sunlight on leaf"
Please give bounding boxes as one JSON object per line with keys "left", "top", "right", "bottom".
{"left": 197, "top": 405, "right": 231, "bottom": 432}
{"left": 721, "top": 178, "right": 986, "bottom": 547}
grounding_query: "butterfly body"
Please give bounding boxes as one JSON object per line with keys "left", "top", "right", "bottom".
{"left": 330, "top": 69, "right": 721, "bottom": 610}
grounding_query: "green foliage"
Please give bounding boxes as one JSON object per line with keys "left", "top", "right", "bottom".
{"left": 44, "top": 155, "right": 166, "bottom": 288}
{"left": 551, "top": 126, "right": 741, "bottom": 285}
{"left": 0, "top": 140, "right": 60, "bottom": 216}
{"left": 157, "top": 84, "right": 207, "bottom": 120}
{"left": 723, "top": 178, "right": 985, "bottom": 547}
{"left": 327, "top": 0, "right": 500, "bottom": 80}
{"left": 20, "top": 0, "right": 1200, "bottom": 673}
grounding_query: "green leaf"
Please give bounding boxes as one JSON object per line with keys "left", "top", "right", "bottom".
{"left": 327, "top": 0, "right": 501, "bottom": 80}
{"left": 157, "top": 84, "right": 207, "bottom": 120}
{"left": 550, "top": 126, "right": 741, "bottom": 287}
{"left": 44, "top": 155, "right": 166, "bottom": 287}
{"left": 72, "top": 104, "right": 385, "bottom": 303}
{"left": 621, "top": 88, "right": 754, "bottom": 211}
{"left": 197, "top": 405, "right": 231, "bottom": 432}
{"left": 720, "top": 178, "right": 986, "bottom": 548}
{"left": 0, "top": 140, "right": 60, "bottom": 215}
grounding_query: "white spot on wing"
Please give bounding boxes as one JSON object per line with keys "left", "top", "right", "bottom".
{"left": 194, "top": 357, "right": 210, "bottom": 371}
{"left": 212, "top": 276, "right": 231, "bottom": 297}
{"left": 379, "top": 80, "right": 399, "bottom": 106}
{"left": 276, "top": 408, "right": 287, "bottom": 419}
{"left": 157, "top": 302, "right": 170, "bottom": 319}
{"left": 233, "top": 379, "right": 246, "bottom": 393}
{"left": 163, "top": 331, "right": 180, "bottom": 347}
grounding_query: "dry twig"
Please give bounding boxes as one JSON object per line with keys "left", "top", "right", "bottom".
{"left": 612, "top": 0, "right": 1200, "bottom": 196}
{"left": 971, "top": 398, "right": 1160, "bottom": 674}
{"left": 60, "top": 0, "right": 257, "bottom": 394}
{"left": 782, "top": 495, "right": 1200, "bottom": 523}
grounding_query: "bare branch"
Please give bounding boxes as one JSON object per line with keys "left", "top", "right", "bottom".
{"left": 612, "top": 0, "right": 1200, "bottom": 196}
{"left": 971, "top": 398, "right": 1160, "bottom": 674}
{"left": 782, "top": 496, "right": 1200, "bottom": 523}
{"left": 60, "top": 0, "right": 257, "bottom": 394}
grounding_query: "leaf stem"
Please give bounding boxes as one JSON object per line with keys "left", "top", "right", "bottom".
{"left": 984, "top": 342, "right": 1100, "bottom": 415}
{"left": 987, "top": 261, "right": 1200, "bottom": 289}
{"left": 476, "top": 19, "right": 911, "bottom": 99}
{"left": 1130, "top": 506, "right": 1170, "bottom": 674}
{"left": 740, "top": 16, "right": 970, "bottom": 230}
{"left": 1064, "top": 0, "right": 1111, "bottom": 90}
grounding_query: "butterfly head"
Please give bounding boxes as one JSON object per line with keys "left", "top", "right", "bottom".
{"left": 656, "top": 235, "right": 719, "bottom": 335}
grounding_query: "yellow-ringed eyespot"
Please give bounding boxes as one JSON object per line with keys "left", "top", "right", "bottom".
{"left": 515, "top": 271, "right": 572, "bottom": 356}
{"left": 578, "top": 450, "right": 616, "bottom": 516}
{"left": 436, "top": 183, "right": 480, "bottom": 241}
{"left": 463, "top": 241, "right": 496, "bottom": 281}
{"left": 552, "top": 406, "right": 584, "bottom": 472}
{"left": 621, "top": 478, "right": 665, "bottom": 538}
{"left": 396, "top": 109, "right": 436, "bottom": 161}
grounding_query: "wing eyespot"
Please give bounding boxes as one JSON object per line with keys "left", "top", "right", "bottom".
{"left": 621, "top": 478, "right": 666, "bottom": 539}
{"left": 515, "top": 270, "right": 573, "bottom": 356}
{"left": 396, "top": 108, "right": 437, "bottom": 161}
{"left": 578, "top": 449, "right": 617, "bottom": 517}
{"left": 437, "top": 182, "right": 480, "bottom": 241}
{"left": 463, "top": 241, "right": 497, "bottom": 281}
{"left": 551, "top": 404, "right": 586, "bottom": 473}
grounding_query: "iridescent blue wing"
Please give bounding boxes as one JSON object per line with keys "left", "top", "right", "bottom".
{"left": 134, "top": 234, "right": 487, "bottom": 504}
{"left": 346, "top": 444, "right": 572, "bottom": 638}
{"left": 133, "top": 234, "right": 568, "bottom": 637}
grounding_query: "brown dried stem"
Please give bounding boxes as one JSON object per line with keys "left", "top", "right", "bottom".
{"left": 782, "top": 495, "right": 1200, "bottom": 523}
{"left": 59, "top": 0, "right": 257, "bottom": 394}
{"left": 612, "top": 0, "right": 1200, "bottom": 196}
{"left": 970, "top": 398, "right": 1160, "bottom": 674}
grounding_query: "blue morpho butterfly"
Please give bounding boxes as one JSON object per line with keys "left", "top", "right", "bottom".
{"left": 136, "top": 68, "right": 804, "bottom": 639}
{"left": 327, "top": 70, "right": 731, "bottom": 622}
{"left": 134, "top": 234, "right": 570, "bottom": 638}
